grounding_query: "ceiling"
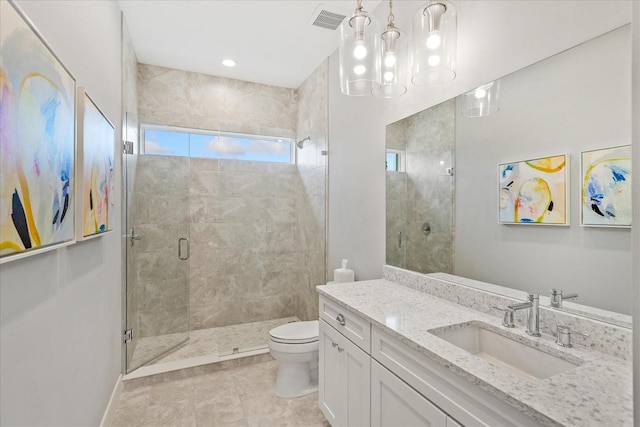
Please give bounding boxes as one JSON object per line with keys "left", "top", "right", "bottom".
{"left": 119, "top": 1, "right": 382, "bottom": 89}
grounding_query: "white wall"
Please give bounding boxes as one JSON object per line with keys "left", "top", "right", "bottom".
{"left": 327, "top": 1, "right": 633, "bottom": 280}
{"left": 631, "top": 1, "right": 640, "bottom": 424}
{"left": 0, "top": 1, "right": 122, "bottom": 425}
{"left": 455, "top": 26, "right": 631, "bottom": 314}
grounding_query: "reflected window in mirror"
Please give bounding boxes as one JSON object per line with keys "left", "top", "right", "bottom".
{"left": 386, "top": 149, "right": 405, "bottom": 172}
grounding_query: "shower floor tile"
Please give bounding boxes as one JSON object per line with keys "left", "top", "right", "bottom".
{"left": 130, "top": 317, "right": 299, "bottom": 369}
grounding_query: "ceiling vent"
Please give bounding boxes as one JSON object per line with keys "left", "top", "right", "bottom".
{"left": 311, "top": 8, "right": 346, "bottom": 30}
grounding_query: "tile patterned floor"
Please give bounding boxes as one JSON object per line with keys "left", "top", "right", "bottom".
{"left": 111, "top": 360, "right": 330, "bottom": 427}
{"left": 130, "top": 317, "right": 299, "bottom": 369}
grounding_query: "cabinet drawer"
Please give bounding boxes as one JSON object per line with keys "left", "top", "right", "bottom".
{"left": 371, "top": 326, "right": 541, "bottom": 427}
{"left": 319, "top": 296, "right": 371, "bottom": 354}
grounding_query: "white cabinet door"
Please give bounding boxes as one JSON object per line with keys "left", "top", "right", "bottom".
{"left": 319, "top": 319, "right": 371, "bottom": 427}
{"left": 344, "top": 334, "right": 371, "bottom": 427}
{"left": 319, "top": 319, "right": 344, "bottom": 426}
{"left": 371, "top": 360, "right": 448, "bottom": 427}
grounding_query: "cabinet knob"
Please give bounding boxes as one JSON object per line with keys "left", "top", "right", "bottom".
{"left": 336, "top": 314, "right": 345, "bottom": 325}
{"left": 332, "top": 342, "right": 338, "bottom": 348}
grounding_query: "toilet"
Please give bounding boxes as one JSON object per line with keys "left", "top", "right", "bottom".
{"left": 268, "top": 320, "right": 319, "bottom": 398}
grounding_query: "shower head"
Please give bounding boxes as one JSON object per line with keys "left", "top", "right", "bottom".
{"left": 296, "top": 136, "right": 311, "bottom": 149}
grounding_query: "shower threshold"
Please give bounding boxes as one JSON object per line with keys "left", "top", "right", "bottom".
{"left": 125, "top": 317, "right": 298, "bottom": 380}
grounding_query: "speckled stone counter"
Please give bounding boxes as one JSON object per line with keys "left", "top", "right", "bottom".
{"left": 316, "top": 279, "right": 633, "bottom": 427}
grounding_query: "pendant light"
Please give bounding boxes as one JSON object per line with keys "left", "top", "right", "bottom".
{"left": 411, "top": 0, "right": 457, "bottom": 86}
{"left": 461, "top": 80, "right": 501, "bottom": 117}
{"left": 373, "top": 1, "right": 408, "bottom": 98}
{"left": 339, "top": 0, "right": 380, "bottom": 96}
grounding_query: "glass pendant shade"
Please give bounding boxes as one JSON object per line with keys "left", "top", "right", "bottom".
{"left": 411, "top": 0, "right": 457, "bottom": 86}
{"left": 339, "top": 6, "right": 380, "bottom": 96}
{"left": 373, "top": 24, "right": 408, "bottom": 98}
{"left": 461, "top": 80, "right": 501, "bottom": 117}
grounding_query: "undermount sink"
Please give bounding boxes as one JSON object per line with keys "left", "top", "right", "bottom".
{"left": 429, "top": 321, "right": 582, "bottom": 381}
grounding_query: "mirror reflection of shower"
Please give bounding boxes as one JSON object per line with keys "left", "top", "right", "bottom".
{"left": 296, "top": 136, "right": 311, "bottom": 149}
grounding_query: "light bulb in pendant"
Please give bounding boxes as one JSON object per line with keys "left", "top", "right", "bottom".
{"left": 354, "top": 40, "right": 367, "bottom": 59}
{"left": 474, "top": 87, "right": 487, "bottom": 99}
{"left": 428, "top": 55, "right": 441, "bottom": 66}
{"left": 384, "top": 52, "right": 397, "bottom": 67}
{"left": 426, "top": 31, "right": 442, "bottom": 49}
{"left": 384, "top": 71, "right": 394, "bottom": 82}
{"left": 354, "top": 64, "right": 366, "bottom": 75}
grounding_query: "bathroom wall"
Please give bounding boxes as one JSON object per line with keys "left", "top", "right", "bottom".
{"left": 0, "top": 1, "right": 123, "bottom": 425}
{"left": 385, "top": 100, "right": 455, "bottom": 274}
{"left": 631, "top": 2, "right": 640, "bottom": 422}
{"left": 137, "top": 64, "right": 316, "bottom": 330}
{"left": 295, "top": 60, "right": 329, "bottom": 321}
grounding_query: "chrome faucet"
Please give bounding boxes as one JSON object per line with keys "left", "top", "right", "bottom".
{"left": 550, "top": 289, "right": 578, "bottom": 308}
{"left": 508, "top": 293, "right": 541, "bottom": 337}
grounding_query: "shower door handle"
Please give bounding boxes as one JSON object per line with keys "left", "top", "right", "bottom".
{"left": 178, "top": 237, "right": 190, "bottom": 260}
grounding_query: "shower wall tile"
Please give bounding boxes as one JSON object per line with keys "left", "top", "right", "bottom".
{"left": 294, "top": 60, "right": 328, "bottom": 321}
{"left": 221, "top": 248, "right": 262, "bottom": 275}
{"left": 189, "top": 196, "right": 218, "bottom": 224}
{"left": 217, "top": 197, "right": 265, "bottom": 223}
{"left": 386, "top": 98, "right": 455, "bottom": 275}
{"left": 138, "top": 63, "right": 297, "bottom": 137}
{"left": 189, "top": 276, "right": 217, "bottom": 308}
{"left": 189, "top": 169, "right": 219, "bottom": 197}
{"left": 214, "top": 223, "right": 266, "bottom": 249}
{"left": 140, "top": 278, "right": 188, "bottom": 311}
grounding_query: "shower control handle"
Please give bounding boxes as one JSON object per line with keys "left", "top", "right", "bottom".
{"left": 336, "top": 314, "right": 345, "bottom": 326}
{"left": 178, "top": 237, "right": 190, "bottom": 260}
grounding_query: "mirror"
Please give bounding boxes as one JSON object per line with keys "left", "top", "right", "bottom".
{"left": 386, "top": 25, "right": 632, "bottom": 327}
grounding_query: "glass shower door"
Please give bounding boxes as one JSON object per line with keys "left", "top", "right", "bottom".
{"left": 124, "top": 112, "right": 190, "bottom": 373}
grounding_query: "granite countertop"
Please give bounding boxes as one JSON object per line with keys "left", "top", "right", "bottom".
{"left": 317, "top": 279, "right": 633, "bottom": 427}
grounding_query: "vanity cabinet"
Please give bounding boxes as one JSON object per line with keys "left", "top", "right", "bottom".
{"left": 371, "top": 327, "right": 541, "bottom": 427}
{"left": 371, "top": 360, "right": 462, "bottom": 427}
{"left": 319, "top": 318, "right": 371, "bottom": 427}
{"left": 318, "top": 295, "right": 540, "bottom": 427}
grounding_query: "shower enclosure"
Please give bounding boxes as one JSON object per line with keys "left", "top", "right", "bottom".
{"left": 122, "top": 122, "right": 328, "bottom": 374}
{"left": 123, "top": 113, "right": 190, "bottom": 373}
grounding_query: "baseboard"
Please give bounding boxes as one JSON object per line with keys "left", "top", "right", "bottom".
{"left": 99, "top": 374, "right": 123, "bottom": 427}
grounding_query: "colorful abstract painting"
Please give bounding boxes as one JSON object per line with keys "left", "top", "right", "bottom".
{"left": 78, "top": 90, "right": 115, "bottom": 238}
{"left": 581, "top": 145, "right": 631, "bottom": 227}
{"left": 0, "top": 1, "right": 76, "bottom": 261}
{"left": 499, "top": 154, "right": 568, "bottom": 225}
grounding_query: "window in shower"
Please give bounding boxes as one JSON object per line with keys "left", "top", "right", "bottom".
{"left": 141, "top": 124, "right": 295, "bottom": 164}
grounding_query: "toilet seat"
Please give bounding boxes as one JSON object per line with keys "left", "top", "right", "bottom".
{"left": 269, "top": 320, "right": 319, "bottom": 344}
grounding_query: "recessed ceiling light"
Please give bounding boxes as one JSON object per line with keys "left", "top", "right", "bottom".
{"left": 222, "top": 59, "right": 237, "bottom": 68}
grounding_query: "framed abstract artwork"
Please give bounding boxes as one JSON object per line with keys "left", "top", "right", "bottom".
{"left": 76, "top": 88, "right": 115, "bottom": 239}
{"left": 498, "top": 154, "right": 569, "bottom": 225}
{"left": 581, "top": 145, "right": 631, "bottom": 227}
{"left": 0, "top": 1, "right": 76, "bottom": 263}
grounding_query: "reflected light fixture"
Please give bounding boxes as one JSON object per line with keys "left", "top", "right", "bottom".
{"left": 461, "top": 80, "right": 501, "bottom": 117}
{"left": 339, "top": 0, "right": 380, "bottom": 96}
{"left": 222, "top": 58, "right": 237, "bottom": 67}
{"left": 373, "top": 1, "right": 407, "bottom": 98}
{"left": 411, "top": 0, "right": 457, "bottom": 86}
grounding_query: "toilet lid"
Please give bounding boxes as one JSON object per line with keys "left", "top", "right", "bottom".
{"left": 269, "top": 320, "right": 319, "bottom": 344}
